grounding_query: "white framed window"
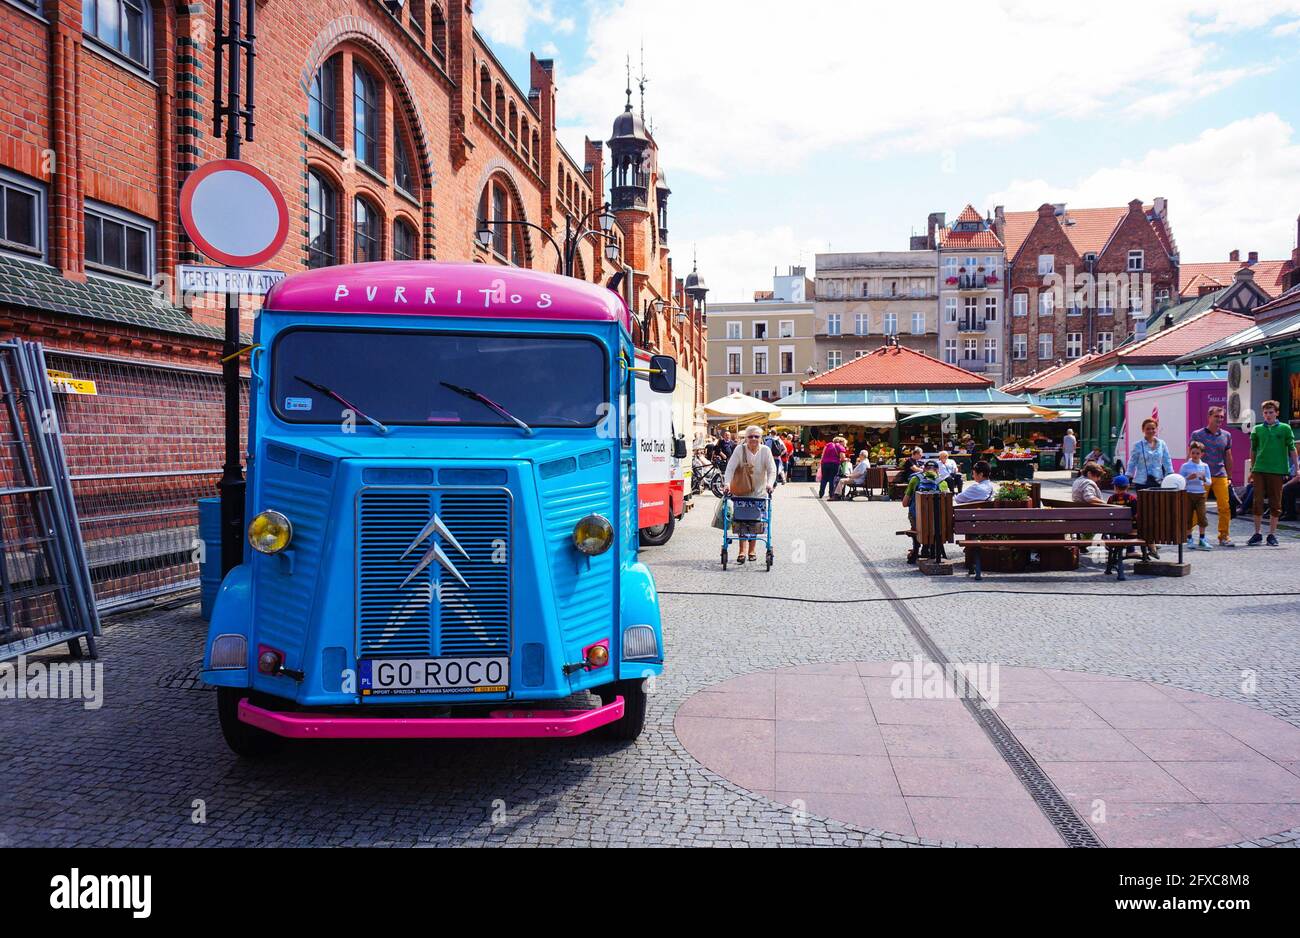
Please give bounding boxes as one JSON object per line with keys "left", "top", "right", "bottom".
{"left": 883, "top": 312, "right": 897, "bottom": 335}
{"left": 727, "top": 381, "right": 743, "bottom": 395}
{"left": 752, "top": 347, "right": 769, "bottom": 375}
{"left": 826, "top": 350, "right": 843, "bottom": 369}
{"left": 1013, "top": 293, "right": 1028, "bottom": 317}
{"left": 1038, "top": 254, "right": 1054, "bottom": 275}
{"left": 779, "top": 320, "right": 794, "bottom": 338}
{"left": 984, "top": 255, "right": 999, "bottom": 273}
{"left": 984, "top": 296, "right": 997, "bottom": 322}
{"left": 943, "top": 256, "right": 958, "bottom": 277}
{"left": 725, "top": 321, "right": 741, "bottom": 339}
{"left": 1066, "top": 332, "right": 1083, "bottom": 359}
{"left": 965, "top": 256, "right": 978, "bottom": 269}
{"left": 911, "top": 311, "right": 925, "bottom": 334}
{"left": 963, "top": 296, "right": 978, "bottom": 321}
{"left": 1097, "top": 331, "right": 1113, "bottom": 353}
{"left": 0, "top": 169, "right": 46, "bottom": 261}
{"left": 726, "top": 347, "right": 741, "bottom": 375}
{"left": 855, "top": 349, "right": 868, "bottom": 358}
{"left": 1097, "top": 289, "right": 1114, "bottom": 315}
{"left": 1155, "top": 288, "right": 1170, "bottom": 308}
{"left": 854, "top": 313, "right": 868, "bottom": 335}
{"left": 1068, "top": 293, "right": 1083, "bottom": 316}
{"left": 963, "top": 338, "right": 978, "bottom": 359}
{"left": 779, "top": 346, "right": 794, "bottom": 374}
{"left": 984, "top": 337, "right": 998, "bottom": 363}
{"left": 1083, "top": 252, "right": 1098, "bottom": 268}
{"left": 1038, "top": 291, "right": 1054, "bottom": 315}
{"left": 84, "top": 200, "right": 154, "bottom": 281}
{"left": 83, "top": 0, "right": 152, "bottom": 73}
{"left": 1127, "top": 250, "right": 1144, "bottom": 271}
{"left": 753, "top": 321, "right": 768, "bottom": 340}
{"left": 862, "top": 281, "right": 871, "bottom": 298}
{"left": 1013, "top": 334, "right": 1027, "bottom": 360}
{"left": 944, "top": 297, "right": 957, "bottom": 323}
{"left": 779, "top": 381, "right": 796, "bottom": 399}
{"left": 1038, "top": 333, "right": 1053, "bottom": 361}
{"left": 1129, "top": 292, "right": 1144, "bottom": 316}
{"left": 942, "top": 339, "right": 957, "bottom": 364}
{"left": 826, "top": 313, "right": 841, "bottom": 336}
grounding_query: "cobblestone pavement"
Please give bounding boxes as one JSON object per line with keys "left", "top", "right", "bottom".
{"left": 1, "top": 476, "right": 1297, "bottom": 847}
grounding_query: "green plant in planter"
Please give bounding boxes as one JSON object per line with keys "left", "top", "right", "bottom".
{"left": 997, "top": 480, "right": 1032, "bottom": 502}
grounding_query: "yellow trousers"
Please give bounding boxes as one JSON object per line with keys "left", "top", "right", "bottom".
{"left": 1208, "top": 476, "right": 1232, "bottom": 542}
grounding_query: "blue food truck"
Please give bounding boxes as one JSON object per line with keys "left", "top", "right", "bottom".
{"left": 200, "top": 262, "right": 670, "bottom": 754}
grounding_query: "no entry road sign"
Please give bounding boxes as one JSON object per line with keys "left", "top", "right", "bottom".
{"left": 179, "top": 159, "right": 289, "bottom": 268}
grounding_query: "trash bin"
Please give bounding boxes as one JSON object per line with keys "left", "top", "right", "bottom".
{"left": 198, "top": 497, "right": 222, "bottom": 621}
{"left": 1038, "top": 449, "right": 1058, "bottom": 471}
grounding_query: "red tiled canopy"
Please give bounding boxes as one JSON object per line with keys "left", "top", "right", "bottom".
{"left": 804, "top": 345, "right": 993, "bottom": 390}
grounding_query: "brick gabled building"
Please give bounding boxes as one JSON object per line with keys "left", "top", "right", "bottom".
{"left": 0, "top": 0, "right": 705, "bottom": 393}
{"left": 998, "top": 200, "right": 1178, "bottom": 379}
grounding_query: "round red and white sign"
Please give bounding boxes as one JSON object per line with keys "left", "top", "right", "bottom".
{"left": 179, "top": 159, "right": 289, "bottom": 268}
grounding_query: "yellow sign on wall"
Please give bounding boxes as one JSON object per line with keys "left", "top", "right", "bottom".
{"left": 46, "top": 370, "right": 98, "bottom": 396}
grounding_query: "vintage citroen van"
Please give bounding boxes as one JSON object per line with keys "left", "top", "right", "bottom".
{"left": 200, "top": 262, "right": 670, "bottom": 754}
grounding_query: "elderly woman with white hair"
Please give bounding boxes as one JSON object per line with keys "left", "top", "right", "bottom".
{"left": 723, "top": 424, "right": 778, "bottom": 564}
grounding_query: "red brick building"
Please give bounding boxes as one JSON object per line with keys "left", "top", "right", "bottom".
{"left": 0, "top": 0, "right": 705, "bottom": 398}
{"left": 0, "top": 0, "right": 706, "bottom": 609}
{"left": 997, "top": 200, "right": 1178, "bottom": 379}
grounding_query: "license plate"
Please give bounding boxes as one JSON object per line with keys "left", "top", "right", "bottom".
{"left": 359, "top": 657, "right": 509, "bottom": 696}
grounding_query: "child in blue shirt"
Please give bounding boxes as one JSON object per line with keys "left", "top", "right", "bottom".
{"left": 1180, "top": 440, "right": 1213, "bottom": 550}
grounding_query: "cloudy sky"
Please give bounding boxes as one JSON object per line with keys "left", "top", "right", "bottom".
{"left": 476, "top": 0, "right": 1300, "bottom": 302}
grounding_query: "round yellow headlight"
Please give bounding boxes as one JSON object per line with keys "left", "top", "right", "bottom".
{"left": 573, "top": 513, "right": 614, "bottom": 555}
{"left": 247, "top": 510, "right": 293, "bottom": 554}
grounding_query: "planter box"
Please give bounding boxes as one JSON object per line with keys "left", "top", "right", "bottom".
{"left": 1036, "top": 546, "right": 1079, "bottom": 571}
{"left": 970, "top": 547, "right": 1029, "bottom": 572}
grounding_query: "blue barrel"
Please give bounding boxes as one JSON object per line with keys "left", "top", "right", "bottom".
{"left": 198, "top": 497, "right": 222, "bottom": 621}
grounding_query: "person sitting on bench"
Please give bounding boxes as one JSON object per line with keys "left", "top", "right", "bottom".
{"left": 833, "top": 450, "right": 871, "bottom": 500}
{"left": 954, "top": 460, "right": 995, "bottom": 505}
{"left": 1071, "top": 461, "right": 1107, "bottom": 506}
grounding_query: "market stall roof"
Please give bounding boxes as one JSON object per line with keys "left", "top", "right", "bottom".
{"left": 802, "top": 344, "right": 993, "bottom": 390}
{"left": 999, "top": 353, "right": 1103, "bottom": 395}
{"left": 776, "top": 386, "right": 1024, "bottom": 407}
{"left": 896, "top": 404, "right": 1051, "bottom": 420}
{"left": 770, "top": 405, "right": 896, "bottom": 427}
{"left": 1173, "top": 288, "right": 1300, "bottom": 367}
{"left": 1051, "top": 362, "right": 1225, "bottom": 395}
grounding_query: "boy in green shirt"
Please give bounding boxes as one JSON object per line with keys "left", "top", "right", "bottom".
{"left": 1248, "top": 400, "right": 1298, "bottom": 547}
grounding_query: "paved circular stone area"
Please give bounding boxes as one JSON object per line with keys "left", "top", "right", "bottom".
{"left": 675, "top": 661, "right": 1300, "bottom": 847}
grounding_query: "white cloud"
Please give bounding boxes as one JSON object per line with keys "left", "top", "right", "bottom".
{"left": 553, "top": 0, "right": 1300, "bottom": 177}
{"left": 985, "top": 113, "right": 1300, "bottom": 263}
{"left": 475, "top": 0, "right": 572, "bottom": 49}
{"left": 689, "top": 227, "right": 827, "bottom": 304}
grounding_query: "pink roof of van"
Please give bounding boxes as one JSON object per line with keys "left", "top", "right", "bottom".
{"left": 264, "top": 261, "right": 630, "bottom": 328}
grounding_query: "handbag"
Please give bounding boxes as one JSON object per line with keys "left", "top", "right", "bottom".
{"left": 731, "top": 446, "right": 756, "bottom": 496}
{"left": 712, "top": 498, "right": 727, "bottom": 530}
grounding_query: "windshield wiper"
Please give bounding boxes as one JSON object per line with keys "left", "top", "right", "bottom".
{"left": 294, "top": 376, "right": 390, "bottom": 435}
{"left": 440, "top": 381, "right": 533, "bottom": 437}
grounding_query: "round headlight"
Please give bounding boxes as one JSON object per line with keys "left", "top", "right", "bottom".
{"left": 573, "top": 514, "right": 614, "bottom": 555}
{"left": 247, "top": 510, "right": 293, "bottom": 554}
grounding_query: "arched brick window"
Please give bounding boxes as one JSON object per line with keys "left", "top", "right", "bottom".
{"left": 393, "top": 217, "right": 418, "bottom": 261}
{"left": 409, "top": 0, "right": 425, "bottom": 41}
{"left": 352, "top": 63, "right": 381, "bottom": 169}
{"left": 307, "top": 170, "right": 338, "bottom": 268}
{"left": 520, "top": 117, "right": 530, "bottom": 160}
{"left": 479, "top": 66, "right": 491, "bottom": 110}
{"left": 430, "top": 4, "right": 448, "bottom": 58}
{"left": 494, "top": 85, "right": 506, "bottom": 127}
{"left": 353, "top": 195, "right": 382, "bottom": 262}
{"left": 508, "top": 102, "right": 518, "bottom": 142}
{"left": 476, "top": 175, "right": 530, "bottom": 267}
{"left": 308, "top": 53, "right": 339, "bottom": 142}
{"left": 393, "top": 123, "right": 417, "bottom": 194}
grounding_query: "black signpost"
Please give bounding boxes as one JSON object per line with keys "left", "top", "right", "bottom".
{"left": 213, "top": 0, "right": 258, "bottom": 576}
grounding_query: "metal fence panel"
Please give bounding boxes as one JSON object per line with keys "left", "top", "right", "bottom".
{"left": 43, "top": 350, "right": 248, "bottom": 615}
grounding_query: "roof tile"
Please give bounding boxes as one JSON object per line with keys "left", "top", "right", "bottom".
{"left": 805, "top": 344, "right": 993, "bottom": 389}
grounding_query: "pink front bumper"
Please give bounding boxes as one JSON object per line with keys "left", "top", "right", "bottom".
{"left": 238, "top": 696, "right": 624, "bottom": 740}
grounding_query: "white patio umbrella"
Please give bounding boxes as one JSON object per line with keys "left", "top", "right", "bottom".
{"left": 703, "top": 391, "right": 780, "bottom": 428}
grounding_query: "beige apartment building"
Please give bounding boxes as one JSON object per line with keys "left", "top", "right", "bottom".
{"left": 706, "top": 268, "right": 817, "bottom": 403}
{"left": 812, "top": 252, "right": 939, "bottom": 375}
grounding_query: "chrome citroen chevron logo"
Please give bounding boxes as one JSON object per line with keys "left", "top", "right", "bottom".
{"left": 398, "top": 513, "right": 471, "bottom": 590}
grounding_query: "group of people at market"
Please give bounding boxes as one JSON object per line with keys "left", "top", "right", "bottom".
{"left": 1069, "top": 400, "right": 1298, "bottom": 549}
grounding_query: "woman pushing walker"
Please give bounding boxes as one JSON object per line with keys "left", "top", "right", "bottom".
{"left": 722, "top": 425, "right": 777, "bottom": 566}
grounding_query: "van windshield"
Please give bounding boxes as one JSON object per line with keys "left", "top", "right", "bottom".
{"left": 271, "top": 329, "right": 608, "bottom": 428}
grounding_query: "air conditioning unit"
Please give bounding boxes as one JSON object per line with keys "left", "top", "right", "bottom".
{"left": 1226, "top": 355, "right": 1271, "bottom": 428}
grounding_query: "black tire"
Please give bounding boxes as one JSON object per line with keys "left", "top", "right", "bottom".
{"left": 709, "top": 477, "right": 726, "bottom": 498}
{"left": 596, "top": 679, "right": 648, "bottom": 741}
{"left": 639, "top": 512, "right": 676, "bottom": 547}
{"left": 766, "top": 549, "right": 774, "bottom": 571}
{"left": 217, "top": 687, "right": 286, "bottom": 758}
{"left": 720, "top": 546, "right": 728, "bottom": 569}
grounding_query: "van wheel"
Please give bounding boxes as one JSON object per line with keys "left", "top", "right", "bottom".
{"left": 217, "top": 687, "right": 285, "bottom": 758}
{"left": 639, "top": 514, "right": 675, "bottom": 547}
{"left": 595, "top": 679, "right": 648, "bottom": 741}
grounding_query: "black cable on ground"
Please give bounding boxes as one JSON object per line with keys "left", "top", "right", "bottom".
{"left": 656, "top": 589, "right": 1300, "bottom": 603}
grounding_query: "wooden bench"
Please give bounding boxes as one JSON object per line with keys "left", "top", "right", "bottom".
{"left": 954, "top": 505, "right": 1146, "bottom": 581}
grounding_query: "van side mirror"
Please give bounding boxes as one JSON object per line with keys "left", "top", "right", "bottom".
{"left": 649, "top": 355, "right": 677, "bottom": 393}
{"left": 673, "top": 435, "right": 688, "bottom": 459}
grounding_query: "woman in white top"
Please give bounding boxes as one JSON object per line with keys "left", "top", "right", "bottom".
{"left": 723, "top": 425, "right": 778, "bottom": 564}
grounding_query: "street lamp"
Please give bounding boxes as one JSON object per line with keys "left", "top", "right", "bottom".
{"left": 477, "top": 201, "right": 620, "bottom": 279}
{"left": 475, "top": 224, "right": 493, "bottom": 249}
